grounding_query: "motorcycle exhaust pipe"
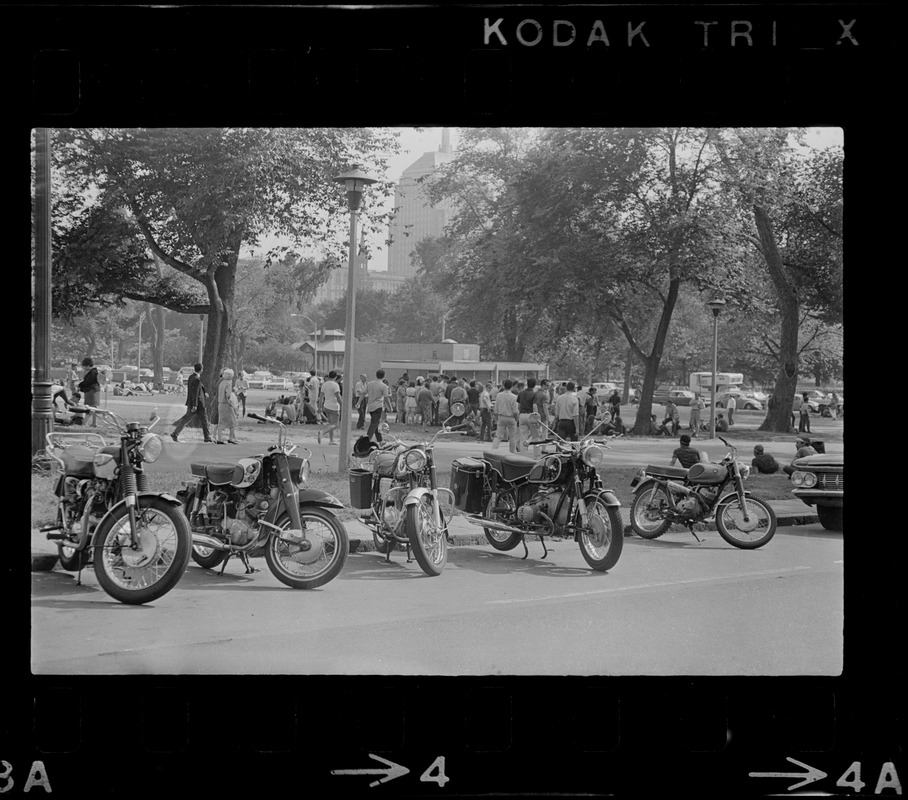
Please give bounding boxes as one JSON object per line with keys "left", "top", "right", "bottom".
{"left": 666, "top": 480, "right": 693, "bottom": 496}
{"left": 464, "top": 515, "right": 528, "bottom": 537}
{"left": 191, "top": 532, "right": 231, "bottom": 551}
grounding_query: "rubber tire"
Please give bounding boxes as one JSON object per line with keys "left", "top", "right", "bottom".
{"left": 264, "top": 506, "right": 348, "bottom": 589}
{"left": 58, "top": 543, "right": 90, "bottom": 571}
{"left": 92, "top": 496, "right": 192, "bottom": 605}
{"left": 578, "top": 496, "right": 624, "bottom": 572}
{"left": 817, "top": 505, "right": 843, "bottom": 531}
{"left": 372, "top": 531, "right": 394, "bottom": 554}
{"left": 191, "top": 544, "right": 228, "bottom": 570}
{"left": 715, "top": 495, "right": 777, "bottom": 549}
{"left": 405, "top": 495, "right": 448, "bottom": 576}
{"left": 482, "top": 493, "right": 522, "bottom": 551}
{"left": 630, "top": 482, "right": 673, "bottom": 539}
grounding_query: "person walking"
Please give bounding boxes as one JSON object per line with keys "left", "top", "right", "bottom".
{"left": 365, "top": 369, "right": 391, "bottom": 443}
{"left": 215, "top": 368, "right": 239, "bottom": 444}
{"left": 77, "top": 357, "right": 102, "bottom": 426}
{"left": 354, "top": 373, "right": 368, "bottom": 430}
{"left": 317, "top": 370, "right": 342, "bottom": 445}
{"left": 554, "top": 381, "right": 581, "bottom": 442}
{"left": 171, "top": 363, "right": 213, "bottom": 442}
{"left": 726, "top": 393, "right": 737, "bottom": 426}
{"left": 234, "top": 372, "right": 248, "bottom": 417}
{"left": 493, "top": 378, "right": 520, "bottom": 452}
{"left": 798, "top": 393, "right": 812, "bottom": 433}
{"left": 689, "top": 394, "right": 704, "bottom": 436}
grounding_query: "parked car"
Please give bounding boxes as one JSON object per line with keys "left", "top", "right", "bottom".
{"left": 265, "top": 376, "right": 295, "bottom": 391}
{"left": 245, "top": 371, "right": 273, "bottom": 390}
{"left": 178, "top": 365, "right": 197, "bottom": 379}
{"left": 713, "top": 390, "right": 766, "bottom": 411}
{"left": 790, "top": 453, "right": 843, "bottom": 531}
{"left": 650, "top": 386, "right": 695, "bottom": 406}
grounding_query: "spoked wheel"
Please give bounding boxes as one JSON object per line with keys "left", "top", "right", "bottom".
{"left": 715, "top": 495, "right": 777, "bottom": 549}
{"left": 92, "top": 496, "right": 191, "bottom": 604}
{"left": 264, "top": 506, "right": 349, "bottom": 589}
{"left": 191, "top": 543, "right": 228, "bottom": 570}
{"left": 405, "top": 495, "right": 448, "bottom": 576}
{"left": 56, "top": 509, "right": 91, "bottom": 571}
{"left": 482, "top": 493, "right": 521, "bottom": 551}
{"left": 630, "top": 482, "right": 672, "bottom": 539}
{"left": 578, "top": 495, "right": 624, "bottom": 571}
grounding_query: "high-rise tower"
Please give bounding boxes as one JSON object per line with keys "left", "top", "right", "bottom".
{"left": 386, "top": 128, "right": 455, "bottom": 278}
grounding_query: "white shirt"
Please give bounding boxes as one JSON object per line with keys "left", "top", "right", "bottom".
{"left": 321, "top": 380, "right": 341, "bottom": 411}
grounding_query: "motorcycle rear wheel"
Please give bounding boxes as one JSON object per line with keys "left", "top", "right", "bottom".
{"left": 264, "top": 506, "right": 349, "bottom": 589}
{"left": 482, "top": 493, "right": 521, "bottom": 551}
{"left": 715, "top": 495, "right": 777, "bottom": 549}
{"left": 92, "top": 496, "right": 191, "bottom": 605}
{"left": 405, "top": 495, "right": 448, "bottom": 576}
{"left": 630, "top": 483, "right": 672, "bottom": 539}
{"left": 578, "top": 496, "right": 624, "bottom": 571}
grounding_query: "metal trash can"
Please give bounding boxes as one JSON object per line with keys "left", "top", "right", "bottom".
{"left": 450, "top": 458, "right": 486, "bottom": 513}
{"left": 348, "top": 468, "right": 373, "bottom": 509}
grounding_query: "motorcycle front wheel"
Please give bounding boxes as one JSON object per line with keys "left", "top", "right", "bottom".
{"left": 264, "top": 506, "right": 349, "bottom": 589}
{"left": 482, "top": 493, "right": 521, "bottom": 551}
{"left": 92, "top": 496, "right": 191, "bottom": 605}
{"left": 405, "top": 495, "right": 448, "bottom": 576}
{"left": 715, "top": 495, "right": 777, "bottom": 549}
{"left": 578, "top": 496, "right": 624, "bottom": 571}
{"left": 630, "top": 482, "right": 672, "bottom": 539}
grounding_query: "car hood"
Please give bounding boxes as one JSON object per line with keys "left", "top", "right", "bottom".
{"left": 793, "top": 454, "right": 843, "bottom": 469}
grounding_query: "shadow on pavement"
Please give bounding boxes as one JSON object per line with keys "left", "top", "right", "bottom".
{"left": 436, "top": 545, "right": 613, "bottom": 578}
{"left": 338, "top": 551, "right": 448, "bottom": 580}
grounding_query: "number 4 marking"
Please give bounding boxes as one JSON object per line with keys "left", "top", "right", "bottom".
{"left": 837, "top": 762, "right": 866, "bottom": 793}
{"left": 420, "top": 757, "right": 450, "bottom": 787}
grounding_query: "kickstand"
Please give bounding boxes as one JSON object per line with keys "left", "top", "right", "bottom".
{"left": 520, "top": 536, "right": 529, "bottom": 560}
{"left": 538, "top": 536, "right": 549, "bottom": 560}
{"left": 218, "top": 554, "right": 232, "bottom": 575}
{"left": 76, "top": 561, "right": 84, "bottom": 587}
{"left": 687, "top": 525, "right": 703, "bottom": 543}
{"left": 238, "top": 551, "right": 257, "bottom": 574}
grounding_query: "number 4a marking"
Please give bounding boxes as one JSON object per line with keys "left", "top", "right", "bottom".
{"left": 420, "top": 757, "right": 450, "bottom": 787}
{"left": 836, "top": 762, "right": 902, "bottom": 795}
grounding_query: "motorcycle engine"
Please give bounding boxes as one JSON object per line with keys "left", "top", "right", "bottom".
{"left": 516, "top": 501, "right": 542, "bottom": 524}
{"left": 677, "top": 495, "right": 706, "bottom": 519}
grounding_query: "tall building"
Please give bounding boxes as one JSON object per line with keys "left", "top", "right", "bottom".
{"left": 386, "top": 128, "right": 455, "bottom": 278}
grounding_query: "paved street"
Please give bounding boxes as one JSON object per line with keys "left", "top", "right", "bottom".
{"left": 31, "top": 521, "right": 842, "bottom": 675}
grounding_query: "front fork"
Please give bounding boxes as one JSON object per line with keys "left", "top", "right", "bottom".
{"left": 733, "top": 474, "right": 751, "bottom": 522}
{"left": 276, "top": 455, "right": 303, "bottom": 533}
{"left": 428, "top": 457, "right": 443, "bottom": 529}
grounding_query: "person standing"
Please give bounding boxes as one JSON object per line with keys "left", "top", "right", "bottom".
{"left": 493, "top": 378, "right": 520, "bottom": 452}
{"left": 516, "top": 377, "right": 539, "bottom": 452}
{"left": 798, "top": 393, "right": 812, "bottom": 433}
{"left": 467, "top": 380, "right": 481, "bottom": 418}
{"left": 417, "top": 380, "right": 434, "bottom": 432}
{"left": 405, "top": 381, "right": 417, "bottom": 424}
{"left": 583, "top": 386, "right": 599, "bottom": 435}
{"left": 450, "top": 378, "right": 468, "bottom": 427}
{"left": 171, "top": 362, "right": 213, "bottom": 443}
{"left": 689, "top": 394, "right": 704, "bottom": 436}
{"left": 77, "top": 357, "right": 101, "bottom": 426}
{"left": 68, "top": 363, "right": 80, "bottom": 394}
{"left": 354, "top": 373, "right": 368, "bottom": 430}
{"left": 215, "top": 368, "right": 239, "bottom": 444}
{"left": 726, "top": 393, "right": 737, "bottom": 426}
{"left": 607, "top": 389, "right": 621, "bottom": 421}
{"left": 234, "top": 372, "right": 249, "bottom": 417}
{"left": 479, "top": 382, "right": 493, "bottom": 442}
{"left": 829, "top": 391, "right": 840, "bottom": 420}
{"left": 396, "top": 379, "right": 408, "bottom": 424}
{"left": 554, "top": 381, "right": 581, "bottom": 442}
{"left": 365, "top": 369, "right": 391, "bottom": 443}
{"left": 318, "top": 370, "right": 342, "bottom": 445}
{"left": 663, "top": 398, "right": 680, "bottom": 437}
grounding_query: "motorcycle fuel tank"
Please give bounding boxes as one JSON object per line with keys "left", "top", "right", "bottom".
{"left": 687, "top": 462, "right": 728, "bottom": 485}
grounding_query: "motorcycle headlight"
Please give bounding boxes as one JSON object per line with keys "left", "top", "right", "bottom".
{"left": 138, "top": 433, "right": 163, "bottom": 463}
{"left": 298, "top": 459, "right": 311, "bottom": 485}
{"left": 582, "top": 444, "right": 604, "bottom": 468}
{"left": 404, "top": 449, "right": 427, "bottom": 473}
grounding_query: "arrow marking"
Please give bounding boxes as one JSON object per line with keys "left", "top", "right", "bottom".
{"left": 750, "top": 756, "right": 827, "bottom": 790}
{"left": 332, "top": 753, "right": 410, "bottom": 787}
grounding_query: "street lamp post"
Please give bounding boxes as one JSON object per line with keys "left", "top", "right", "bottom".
{"left": 333, "top": 167, "right": 377, "bottom": 475}
{"left": 706, "top": 296, "right": 726, "bottom": 439}
{"left": 290, "top": 313, "right": 318, "bottom": 374}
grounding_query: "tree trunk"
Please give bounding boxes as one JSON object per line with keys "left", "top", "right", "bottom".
{"left": 622, "top": 348, "right": 633, "bottom": 403}
{"left": 753, "top": 204, "right": 800, "bottom": 432}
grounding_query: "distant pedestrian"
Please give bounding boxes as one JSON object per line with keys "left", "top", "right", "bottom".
{"left": 607, "top": 389, "right": 621, "bottom": 421}
{"left": 405, "top": 382, "right": 417, "bottom": 424}
{"left": 583, "top": 387, "right": 599, "bottom": 435}
{"left": 416, "top": 381, "right": 433, "bottom": 432}
{"left": 726, "top": 393, "right": 737, "bottom": 426}
{"left": 493, "top": 378, "right": 520, "bottom": 452}
{"left": 450, "top": 379, "right": 468, "bottom": 427}
{"left": 517, "top": 377, "right": 539, "bottom": 452}
{"left": 365, "top": 369, "right": 390, "bottom": 443}
{"left": 751, "top": 444, "right": 780, "bottom": 474}
{"left": 171, "top": 362, "right": 213, "bottom": 443}
{"left": 689, "top": 394, "right": 704, "bottom": 436}
{"left": 479, "top": 382, "right": 493, "bottom": 441}
{"left": 670, "top": 434, "right": 701, "bottom": 469}
{"left": 215, "top": 368, "right": 239, "bottom": 444}
{"left": 798, "top": 393, "right": 812, "bottom": 433}
{"left": 68, "top": 363, "right": 79, "bottom": 393}
{"left": 354, "top": 373, "right": 368, "bottom": 430}
{"left": 663, "top": 398, "right": 680, "bottom": 437}
{"left": 77, "top": 357, "right": 101, "bottom": 426}
{"left": 829, "top": 391, "right": 840, "bottom": 420}
{"left": 234, "top": 372, "right": 248, "bottom": 417}
{"left": 554, "top": 381, "right": 580, "bottom": 442}
{"left": 782, "top": 435, "right": 818, "bottom": 478}
{"left": 318, "top": 370, "right": 342, "bottom": 445}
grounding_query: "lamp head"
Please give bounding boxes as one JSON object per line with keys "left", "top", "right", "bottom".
{"left": 333, "top": 166, "right": 378, "bottom": 211}
{"left": 706, "top": 297, "right": 726, "bottom": 317}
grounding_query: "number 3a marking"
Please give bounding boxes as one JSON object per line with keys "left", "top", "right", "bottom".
{"left": 420, "top": 757, "right": 450, "bottom": 787}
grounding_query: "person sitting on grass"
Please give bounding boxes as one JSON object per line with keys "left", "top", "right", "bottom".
{"left": 670, "top": 434, "right": 701, "bottom": 468}
{"left": 751, "top": 444, "right": 781, "bottom": 474}
{"left": 782, "top": 435, "right": 818, "bottom": 478}
{"left": 715, "top": 412, "right": 729, "bottom": 432}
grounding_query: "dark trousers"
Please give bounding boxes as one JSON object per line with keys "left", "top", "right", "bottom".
{"left": 367, "top": 407, "right": 383, "bottom": 442}
{"left": 799, "top": 412, "right": 811, "bottom": 433}
{"left": 480, "top": 408, "right": 493, "bottom": 441}
{"left": 173, "top": 405, "right": 212, "bottom": 440}
{"left": 356, "top": 397, "right": 366, "bottom": 429}
{"left": 237, "top": 393, "right": 246, "bottom": 417}
{"left": 555, "top": 419, "right": 578, "bottom": 441}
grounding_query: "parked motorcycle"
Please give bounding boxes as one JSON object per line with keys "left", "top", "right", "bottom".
{"left": 347, "top": 403, "right": 466, "bottom": 576}
{"left": 41, "top": 406, "right": 191, "bottom": 604}
{"left": 629, "top": 434, "right": 777, "bottom": 548}
{"left": 454, "top": 415, "right": 624, "bottom": 571}
{"left": 178, "top": 412, "right": 348, "bottom": 589}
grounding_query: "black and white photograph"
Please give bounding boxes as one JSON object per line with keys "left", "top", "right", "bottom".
{"left": 17, "top": 3, "right": 898, "bottom": 797}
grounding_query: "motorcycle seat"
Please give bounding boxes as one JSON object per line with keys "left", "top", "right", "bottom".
{"left": 191, "top": 462, "right": 243, "bottom": 486}
{"left": 482, "top": 451, "right": 537, "bottom": 482}
{"left": 372, "top": 451, "right": 398, "bottom": 477}
{"left": 643, "top": 464, "right": 689, "bottom": 480}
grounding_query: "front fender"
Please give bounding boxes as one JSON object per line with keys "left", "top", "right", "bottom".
{"left": 715, "top": 490, "right": 754, "bottom": 510}
{"left": 92, "top": 492, "right": 183, "bottom": 540}
{"left": 297, "top": 488, "right": 345, "bottom": 510}
{"left": 403, "top": 486, "right": 434, "bottom": 507}
{"left": 585, "top": 488, "right": 621, "bottom": 507}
